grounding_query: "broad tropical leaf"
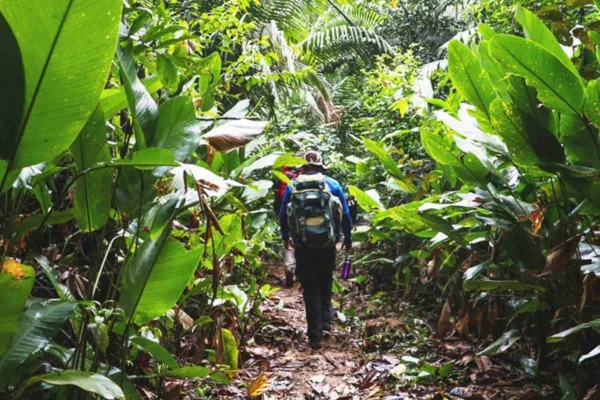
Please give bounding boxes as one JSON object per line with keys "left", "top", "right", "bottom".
{"left": 16, "top": 209, "right": 75, "bottom": 237}
{"left": 131, "top": 337, "right": 179, "bottom": 369}
{"left": 377, "top": 205, "right": 468, "bottom": 247}
{"left": 548, "top": 318, "right": 600, "bottom": 343}
{"left": 198, "top": 53, "right": 221, "bottom": 112}
{"left": 490, "top": 99, "right": 564, "bottom": 168}
{"left": 0, "top": 260, "right": 35, "bottom": 356}
{"left": 477, "top": 41, "right": 510, "bottom": 99}
{"left": 421, "top": 130, "right": 487, "bottom": 185}
{"left": 70, "top": 107, "right": 114, "bottom": 232}
{"left": 489, "top": 35, "right": 585, "bottom": 115}
{"left": 0, "top": 301, "right": 77, "bottom": 387}
{"left": 22, "top": 370, "right": 124, "bottom": 400}
{"left": 0, "top": 12, "right": 24, "bottom": 191}
{"left": 99, "top": 76, "right": 162, "bottom": 121}
{"left": 349, "top": 185, "right": 384, "bottom": 211}
{"left": 0, "top": 0, "right": 121, "bottom": 172}
{"left": 585, "top": 79, "right": 600, "bottom": 128}
{"left": 363, "top": 138, "right": 417, "bottom": 192}
{"left": 148, "top": 96, "right": 208, "bottom": 161}
{"left": 515, "top": 6, "right": 578, "bottom": 77}
{"left": 448, "top": 40, "right": 496, "bottom": 119}
{"left": 559, "top": 114, "right": 600, "bottom": 169}
{"left": 117, "top": 41, "right": 158, "bottom": 148}
{"left": 159, "top": 366, "right": 211, "bottom": 378}
{"left": 157, "top": 54, "right": 179, "bottom": 91}
{"left": 218, "top": 328, "right": 239, "bottom": 374}
{"left": 120, "top": 230, "right": 203, "bottom": 325}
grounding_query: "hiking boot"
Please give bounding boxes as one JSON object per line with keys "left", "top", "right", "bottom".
{"left": 309, "top": 341, "right": 322, "bottom": 350}
{"left": 285, "top": 270, "right": 294, "bottom": 287}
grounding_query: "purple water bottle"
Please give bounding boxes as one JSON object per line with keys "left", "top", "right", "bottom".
{"left": 341, "top": 252, "right": 352, "bottom": 280}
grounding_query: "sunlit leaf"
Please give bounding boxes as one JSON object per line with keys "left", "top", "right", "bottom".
{"left": 0, "top": 0, "right": 121, "bottom": 173}
{"left": 70, "top": 107, "right": 114, "bottom": 232}
{"left": 448, "top": 40, "right": 495, "bottom": 118}
{"left": 22, "top": 370, "right": 124, "bottom": 400}
{"left": 489, "top": 35, "right": 585, "bottom": 114}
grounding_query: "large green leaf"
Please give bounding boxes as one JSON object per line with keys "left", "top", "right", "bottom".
{"left": 70, "top": 107, "right": 114, "bottom": 232}
{"left": 363, "top": 138, "right": 405, "bottom": 178}
{"left": 477, "top": 41, "right": 510, "bottom": 99}
{"left": 448, "top": 40, "right": 496, "bottom": 118}
{"left": 0, "top": 0, "right": 121, "bottom": 172}
{"left": 115, "top": 167, "right": 157, "bottom": 217}
{"left": 349, "top": 185, "right": 383, "bottom": 212}
{"left": 381, "top": 206, "right": 468, "bottom": 247}
{"left": 0, "top": 301, "right": 77, "bottom": 387}
{"left": 559, "top": 114, "right": 600, "bottom": 169}
{"left": 211, "top": 214, "right": 244, "bottom": 258}
{"left": 148, "top": 96, "right": 206, "bottom": 161}
{"left": 157, "top": 54, "right": 179, "bottom": 92}
{"left": 99, "top": 76, "right": 162, "bottom": 121}
{"left": 363, "top": 138, "right": 417, "bottom": 192}
{"left": 0, "top": 261, "right": 35, "bottom": 356}
{"left": 421, "top": 130, "right": 487, "bottom": 185}
{"left": 515, "top": 6, "right": 578, "bottom": 77}
{"left": 0, "top": 12, "right": 24, "bottom": 190}
{"left": 131, "top": 337, "right": 178, "bottom": 369}
{"left": 490, "top": 35, "right": 585, "bottom": 115}
{"left": 23, "top": 370, "right": 124, "bottom": 400}
{"left": 159, "top": 366, "right": 211, "bottom": 378}
{"left": 490, "top": 99, "right": 564, "bottom": 168}
{"left": 585, "top": 79, "right": 600, "bottom": 128}
{"left": 198, "top": 53, "right": 222, "bottom": 112}
{"left": 117, "top": 41, "right": 158, "bottom": 148}
{"left": 120, "top": 231, "right": 203, "bottom": 325}
{"left": 219, "top": 328, "right": 238, "bottom": 372}
{"left": 548, "top": 318, "right": 600, "bottom": 343}
{"left": 16, "top": 209, "right": 75, "bottom": 237}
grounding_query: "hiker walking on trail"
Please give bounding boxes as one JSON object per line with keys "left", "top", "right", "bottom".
{"left": 273, "top": 165, "right": 302, "bottom": 287}
{"left": 279, "top": 151, "right": 353, "bottom": 349}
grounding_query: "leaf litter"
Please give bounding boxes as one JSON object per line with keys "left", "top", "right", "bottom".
{"left": 208, "top": 265, "right": 560, "bottom": 399}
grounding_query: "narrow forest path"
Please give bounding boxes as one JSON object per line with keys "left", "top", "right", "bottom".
{"left": 240, "top": 265, "right": 366, "bottom": 399}
{"left": 219, "top": 265, "right": 559, "bottom": 400}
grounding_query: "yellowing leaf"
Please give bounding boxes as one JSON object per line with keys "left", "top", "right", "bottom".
{"left": 390, "top": 98, "right": 409, "bottom": 117}
{"left": 247, "top": 373, "right": 270, "bottom": 398}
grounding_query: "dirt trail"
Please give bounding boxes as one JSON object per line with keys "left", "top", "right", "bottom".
{"left": 241, "top": 266, "right": 368, "bottom": 399}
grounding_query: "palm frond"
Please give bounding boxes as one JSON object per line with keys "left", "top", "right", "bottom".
{"left": 301, "top": 25, "right": 394, "bottom": 64}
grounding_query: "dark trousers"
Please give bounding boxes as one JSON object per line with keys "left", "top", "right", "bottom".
{"left": 294, "top": 246, "right": 336, "bottom": 343}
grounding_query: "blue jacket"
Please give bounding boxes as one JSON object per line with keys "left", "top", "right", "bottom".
{"left": 279, "top": 174, "right": 352, "bottom": 245}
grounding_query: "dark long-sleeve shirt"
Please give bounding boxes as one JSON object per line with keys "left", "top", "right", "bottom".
{"left": 279, "top": 175, "right": 352, "bottom": 244}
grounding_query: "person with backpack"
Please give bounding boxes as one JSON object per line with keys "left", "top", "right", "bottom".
{"left": 279, "top": 151, "right": 353, "bottom": 349}
{"left": 273, "top": 165, "right": 302, "bottom": 287}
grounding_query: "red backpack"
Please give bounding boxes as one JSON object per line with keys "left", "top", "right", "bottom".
{"left": 274, "top": 166, "right": 300, "bottom": 201}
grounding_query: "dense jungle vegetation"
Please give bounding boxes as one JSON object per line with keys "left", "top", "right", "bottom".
{"left": 2, "top": 0, "right": 600, "bottom": 398}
